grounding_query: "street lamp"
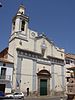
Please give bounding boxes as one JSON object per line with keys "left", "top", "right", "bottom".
{"left": 0, "top": 2, "right": 2, "bottom": 7}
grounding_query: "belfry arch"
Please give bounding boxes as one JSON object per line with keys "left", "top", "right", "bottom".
{"left": 37, "top": 69, "right": 51, "bottom": 96}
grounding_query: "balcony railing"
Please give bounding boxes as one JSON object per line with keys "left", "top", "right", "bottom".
{"left": 0, "top": 75, "right": 11, "bottom": 81}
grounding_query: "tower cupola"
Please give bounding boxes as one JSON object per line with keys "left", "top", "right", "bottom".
{"left": 17, "top": 5, "right": 25, "bottom": 15}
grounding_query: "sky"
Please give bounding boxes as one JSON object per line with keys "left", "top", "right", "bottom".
{"left": 0, "top": 0, "right": 75, "bottom": 54}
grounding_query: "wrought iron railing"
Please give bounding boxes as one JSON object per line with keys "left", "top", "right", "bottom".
{"left": 0, "top": 75, "right": 11, "bottom": 81}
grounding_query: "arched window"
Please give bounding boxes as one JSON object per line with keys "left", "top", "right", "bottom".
{"left": 13, "top": 21, "right": 15, "bottom": 30}
{"left": 21, "top": 20, "right": 25, "bottom": 31}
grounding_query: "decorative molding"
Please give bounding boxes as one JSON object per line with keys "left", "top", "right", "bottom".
{"left": 17, "top": 48, "right": 64, "bottom": 66}
{"left": 47, "top": 55, "right": 64, "bottom": 65}
{"left": 9, "top": 36, "right": 28, "bottom": 43}
{"left": 9, "top": 31, "right": 28, "bottom": 43}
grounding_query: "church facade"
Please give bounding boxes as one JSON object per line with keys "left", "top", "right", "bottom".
{"left": 7, "top": 5, "right": 66, "bottom": 96}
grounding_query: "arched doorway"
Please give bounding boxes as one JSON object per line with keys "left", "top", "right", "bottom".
{"left": 37, "top": 69, "right": 51, "bottom": 96}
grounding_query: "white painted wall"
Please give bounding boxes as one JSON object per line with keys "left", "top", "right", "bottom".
{"left": 54, "top": 65, "right": 62, "bottom": 91}
{"left": 36, "top": 38, "right": 64, "bottom": 59}
{"left": 0, "top": 65, "right": 13, "bottom": 93}
{"left": 20, "top": 58, "right": 33, "bottom": 92}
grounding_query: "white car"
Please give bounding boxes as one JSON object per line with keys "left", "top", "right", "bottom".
{"left": 5, "top": 92, "right": 24, "bottom": 99}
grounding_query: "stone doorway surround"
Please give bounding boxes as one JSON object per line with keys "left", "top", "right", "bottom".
{"left": 37, "top": 69, "right": 51, "bottom": 96}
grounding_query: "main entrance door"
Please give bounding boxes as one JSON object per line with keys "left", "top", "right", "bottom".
{"left": 37, "top": 69, "right": 51, "bottom": 96}
{"left": 40, "top": 79, "right": 47, "bottom": 95}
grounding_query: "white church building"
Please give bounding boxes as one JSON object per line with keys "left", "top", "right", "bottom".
{"left": 2, "top": 5, "right": 66, "bottom": 96}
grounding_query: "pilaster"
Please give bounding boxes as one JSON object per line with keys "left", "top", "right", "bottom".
{"left": 32, "top": 60, "right": 37, "bottom": 92}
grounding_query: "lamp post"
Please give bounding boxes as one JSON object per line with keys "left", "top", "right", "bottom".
{"left": 0, "top": 2, "right": 2, "bottom": 7}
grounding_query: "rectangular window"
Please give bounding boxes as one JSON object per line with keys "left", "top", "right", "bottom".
{"left": 66, "top": 77, "right": 70, "bottom": 82}
{"left": 66, "top": 60, "right": 70, "bottom": 64}
{"left": 13, "top": 21, "right": 15, "bottom": 30}
{"left": 1, "top": 68, "right": 6, "bottom": 79}
{"left": 21, "top": 20, "right": 25, "bottom": 31}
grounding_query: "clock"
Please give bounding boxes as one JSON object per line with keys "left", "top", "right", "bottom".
{"left": 31, "top": 32, "right": 35, "bottom": 37}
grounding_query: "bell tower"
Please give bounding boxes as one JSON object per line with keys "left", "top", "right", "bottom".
{"left": 8, "top": 5, "right": 29, "bottom": 62}
{"left": 10, "top": 4, "right": 29, "bottom": 42}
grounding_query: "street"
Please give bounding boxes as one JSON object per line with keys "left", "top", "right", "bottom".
{"left": 2, "top": 99, "right": 22, "bottom": 100}
{"left": 2, "top": 96, "right": 67, "bottom": 100}
{"left": 25, "top": 96, "right": 67, "bottom": 100}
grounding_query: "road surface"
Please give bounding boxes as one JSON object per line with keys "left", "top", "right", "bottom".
{"left": 2, "top": 96, "right": 67, "bottom": 100}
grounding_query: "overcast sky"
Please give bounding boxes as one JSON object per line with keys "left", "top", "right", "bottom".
{"left": 0, "top": 0, "right": 75, "bottom": 54}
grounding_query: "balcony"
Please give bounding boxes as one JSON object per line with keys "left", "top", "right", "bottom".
{"left": 0, "top": 75, "right": 11, "bottom": 81}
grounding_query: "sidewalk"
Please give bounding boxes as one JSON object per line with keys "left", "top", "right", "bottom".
{"left": 26, "top": 95, "right": 67, "bottom": 99}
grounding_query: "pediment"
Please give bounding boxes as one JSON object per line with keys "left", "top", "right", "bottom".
{"left": 35, "top": 34, "right": 64, "bottom": 60}
{"left": 35, "top": 34, "right": 54, "bottom": 46}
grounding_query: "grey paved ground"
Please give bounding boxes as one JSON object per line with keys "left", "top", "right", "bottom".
{"left": 25, "top": 96, "right": 67, "bottom": 100}
{"left": 2, "top": 96, "right": 67, "bottom": 100}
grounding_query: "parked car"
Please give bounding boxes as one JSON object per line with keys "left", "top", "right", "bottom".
{"left": 5, "top": 92, "right": 24, "bottom": 99}
{"left": 0, "top": 91, "right": 5, "bottom": 97}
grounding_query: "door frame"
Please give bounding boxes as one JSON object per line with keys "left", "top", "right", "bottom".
{"left": 37, "top": 69, "right": 51, "bottom": 96}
